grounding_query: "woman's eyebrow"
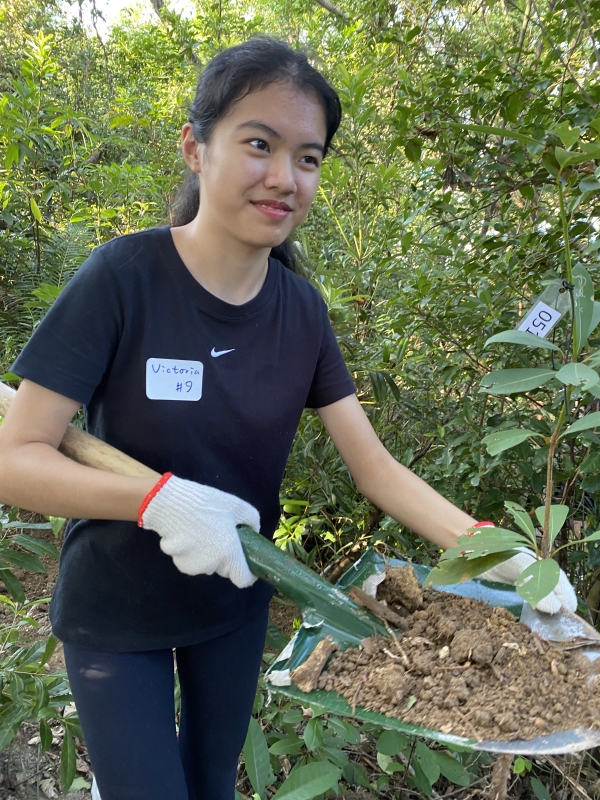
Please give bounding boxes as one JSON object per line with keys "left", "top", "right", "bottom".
{"left": 236, "top": 120, "right": 325, "bottom": 155}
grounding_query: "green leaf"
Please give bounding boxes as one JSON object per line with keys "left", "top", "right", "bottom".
{"left": 504, "top": 501, "right": 536, "bottom": 542}
{"left": 410, "top": 758, "right": 433, "bottom": 796}
{"left": 484, "top": 330, "right": 561, "bottom": 351}
{"left": 109, "top": 114, "right": 135, "bottom": 128}
{"left": 29, "top": 197, "right": 42, "bottom": 222}
{"left": 243, "top": 717, "right": 272, "bottom": 800}
{"left": 48, "top": 516, "right": 66, "bottom": 536}
{"left": 282, "top": 709, "right": 303, "bottom": 724}
{"left": 269, "top": 734, "right": 303, "bottom": 756}
{"left": 553, "top": 122, "right": 581, "bottom": 148}
{"left": 270, "top": 762, "right": 341, "bottom": 800}
{"left": 516, "top": 558, "right": 560, "bottom": 608}
{"left": 519, "top": 185, "right": 535, "bottom": 201}
{"left": 0, "top": 569, "right": 25, "bottom": 603}
{"left": 60, "top": 730, "right": 77, "bottom": 793}
{"left": 554, "top": 147, "right": 589, "bottom": 168}
{"left": 561, "top": 410, "right": 600, "bottom": 437}
{"left": 425, "top": 551, "right": 519, "bottom": 586}
{"left": 535, "top": 505, "right": 568, "bottom": 548}
{"left": 377, "top": 730, "right": 409, "bottom": 756}
{"left": 40, "top": 719, "right": 52, "bottom": 751}
{"left": 415, "top": 740, "right": 441, "bottom": 785}
{"left": 482, "top": 429, "right": 541, "bottom": 456}
{"left": 586, "top": 301, "right": 600, "bottom": 339}
{"left": 9, "top": 534, "right": 59, "bottom": 558}
{"left": 576, "top": 529, "right": 600, "bottom": 546}
{"left": 574, "top": 298, "right": 595, "bottom": 356}
{"left": 513, "top": 756, "right": 532, "bottom": 774}
{"left": 443, "top": 528, "right": 531, "bottom": 555}
{"left": 480, "top": 368, "right": 556, "bottom": 395}
{"left": 555, "top": 362, "right": 599, "bottom": 388}
{"left": 5, "top": 143, "right": 18, "bottom": 170}
{"left": 581, "top": 142, "right": 600, "bottom": 159}
{"left": 377, "top": 752, "right": 404, "bottom": 774}
{"left": 68, "top": 777, "right": 91, "bottom": 791}
{"left": 531, "top": 777, "right": 552, "bottom": 800}
{"left": 1, "top": 372, "right": 22, "bottom": 383}
{"left": 41, "top": 634, "right": 58, "bottom": 666}
{"left": 327, "top": 718, "right": 360, "bottom": 744}
{"left": 2, "top": 550, "right": 45, "bottom": 573}
{"left": 434, "top": 752, "right": 471, "bottom": 786}
{"left": 303, "top": 718, "right": 323, "bottom": 751}
{"left": 579, "top": 178, "right": 600, "bottom": 193}
{"left": 580, "top": 451, "right": 600, "bottom": 473}
{"left": 404, "top": 139, "right": 422, "bottom": 162}
{"left": 343, "top": 761, "right": 371, "bottom": 789}
{"left": 458, "top": 123, "right": 543, "bottom": 146}
{"left": 0, "top": 718, "right": 22, "bottom": 750}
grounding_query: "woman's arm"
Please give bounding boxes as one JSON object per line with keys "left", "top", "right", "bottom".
{"left": 317, "top": 394, "right": 476, "bottom": 550}
{"left": 0, "top": 379, "right": 156, "bottom": 520}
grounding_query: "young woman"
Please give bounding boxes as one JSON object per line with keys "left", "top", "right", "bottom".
{"left": 0, "top": 37, "right": 575, "bottom": 800}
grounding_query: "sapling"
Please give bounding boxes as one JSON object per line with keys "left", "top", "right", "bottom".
{"left": 426, "top": 127, "right": 600, "bottom": 610}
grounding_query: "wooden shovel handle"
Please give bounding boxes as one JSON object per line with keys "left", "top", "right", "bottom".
{"left": 0, "top": 381, "right": 388, "bottom": 642}
{"left": 0, "top": 382, "right": 159, "bottom": 480}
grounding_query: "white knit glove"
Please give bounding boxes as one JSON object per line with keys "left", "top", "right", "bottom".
{"left": 138, "top": 473, "right": 259, "bottom": 588}
{"left": 480, "top": 551, "right": 577, "bottom": 615}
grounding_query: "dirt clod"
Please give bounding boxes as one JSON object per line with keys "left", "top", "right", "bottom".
{"left": 377, "top": 565, "right": 423, "bottom": 611}
{"left": 301, "top": 566, "right": 600, "bottom": 741}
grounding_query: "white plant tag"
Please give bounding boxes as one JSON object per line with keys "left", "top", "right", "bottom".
{"left": 146, "top": 358, "right": 203, "bottom": 401}
{"left": 517, "top": 301, "right": 562, "bottom": 339}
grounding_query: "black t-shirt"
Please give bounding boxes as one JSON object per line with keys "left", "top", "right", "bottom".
{"left": 11, "top": 226, "right": 356, "bottom": 652}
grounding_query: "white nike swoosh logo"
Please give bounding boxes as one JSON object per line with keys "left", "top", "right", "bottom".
{"left": 211, "top": 347, "right": 235, "bottom": 358}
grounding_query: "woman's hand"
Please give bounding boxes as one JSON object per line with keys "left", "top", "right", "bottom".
{"left": 138, "top": 473, "right": 259, "bottom": 588}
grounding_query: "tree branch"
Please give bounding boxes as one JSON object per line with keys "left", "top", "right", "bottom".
{"left": 314, "top": 0, "right": 349, "bottom": 21}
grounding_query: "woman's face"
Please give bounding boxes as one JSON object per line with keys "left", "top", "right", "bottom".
{"left": 182, "top": 82, "right": 327, "bottom": 250}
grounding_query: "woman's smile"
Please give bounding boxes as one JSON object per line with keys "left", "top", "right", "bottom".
{"left": 251, "top": 199, "right": 293, "bottom": 220}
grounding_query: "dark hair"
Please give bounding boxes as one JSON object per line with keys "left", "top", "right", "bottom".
{"left": 170, "top": 37, "right": 342, "bottom": 274}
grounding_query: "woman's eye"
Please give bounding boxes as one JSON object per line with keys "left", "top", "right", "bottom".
{"left": 301, "top": 155, "right": 320, "bottom": 167}
{"left": 248, "top": 139, "right": 269, "bottom": 152}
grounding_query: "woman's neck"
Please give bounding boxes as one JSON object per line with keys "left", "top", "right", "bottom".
{"left": 170, "top": 216, "right": 270, "bottom": 306}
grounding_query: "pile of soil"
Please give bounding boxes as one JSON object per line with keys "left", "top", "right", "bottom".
{"left": 299, "top": 566, "right": 600, "bottom": 742}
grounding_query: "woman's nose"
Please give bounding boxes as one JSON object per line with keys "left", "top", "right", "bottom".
{"left": 264, "top": 155, "right": 296, "bottom": 193}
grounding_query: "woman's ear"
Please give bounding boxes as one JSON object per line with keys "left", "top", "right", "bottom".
{"left": 181, "top": 123, "right": 203, "bottom": 174}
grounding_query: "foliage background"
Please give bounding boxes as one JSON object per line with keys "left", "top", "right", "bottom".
{"left": 1, "top": 0, "right": 600, "bottom": 796}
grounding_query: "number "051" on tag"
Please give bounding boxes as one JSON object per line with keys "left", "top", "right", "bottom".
{"left": 517, "top": 301, "right": 562, "bottom": 339}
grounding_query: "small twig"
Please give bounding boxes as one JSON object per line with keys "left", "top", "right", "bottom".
{"left": 350, "top": 673, "right": 368, "bottom": 714}
{"left": 348, "top": 585, "right": 409, "bottom": 630}
{"left": 488, "top": 755, "right": 514, "bottom": 800}
{"left": 383, "top": 619, "right": 411, "bottom": 667}
{"left": 545, "top": 756, "right": 594, "bottom": 800}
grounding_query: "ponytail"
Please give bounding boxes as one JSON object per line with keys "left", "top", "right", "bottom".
{"left": 170, "top": 170, "right": 199, "bottom": 227}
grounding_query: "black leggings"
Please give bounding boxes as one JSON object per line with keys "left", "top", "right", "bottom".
{"left": 63, "top": 607, "right": 269, "bottom": 800}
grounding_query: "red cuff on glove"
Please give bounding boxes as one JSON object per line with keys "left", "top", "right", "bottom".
{"left": 138, "top": 472, "right": 173, "bottom": 527}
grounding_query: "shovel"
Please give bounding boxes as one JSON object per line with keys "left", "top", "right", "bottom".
{"left": 0, "top": 381, "right": 599, "bottom": 755}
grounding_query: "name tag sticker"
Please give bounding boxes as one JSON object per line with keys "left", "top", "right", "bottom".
{"left": 517, "top": 301, "right": 563, "bottom": 339}
{"left": 146, "top": 358, "right": 203, "bottom": 401}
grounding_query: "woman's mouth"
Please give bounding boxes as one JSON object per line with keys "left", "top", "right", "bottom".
{"left": 251, "top": 201, "right": 292, "bottom": 220}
